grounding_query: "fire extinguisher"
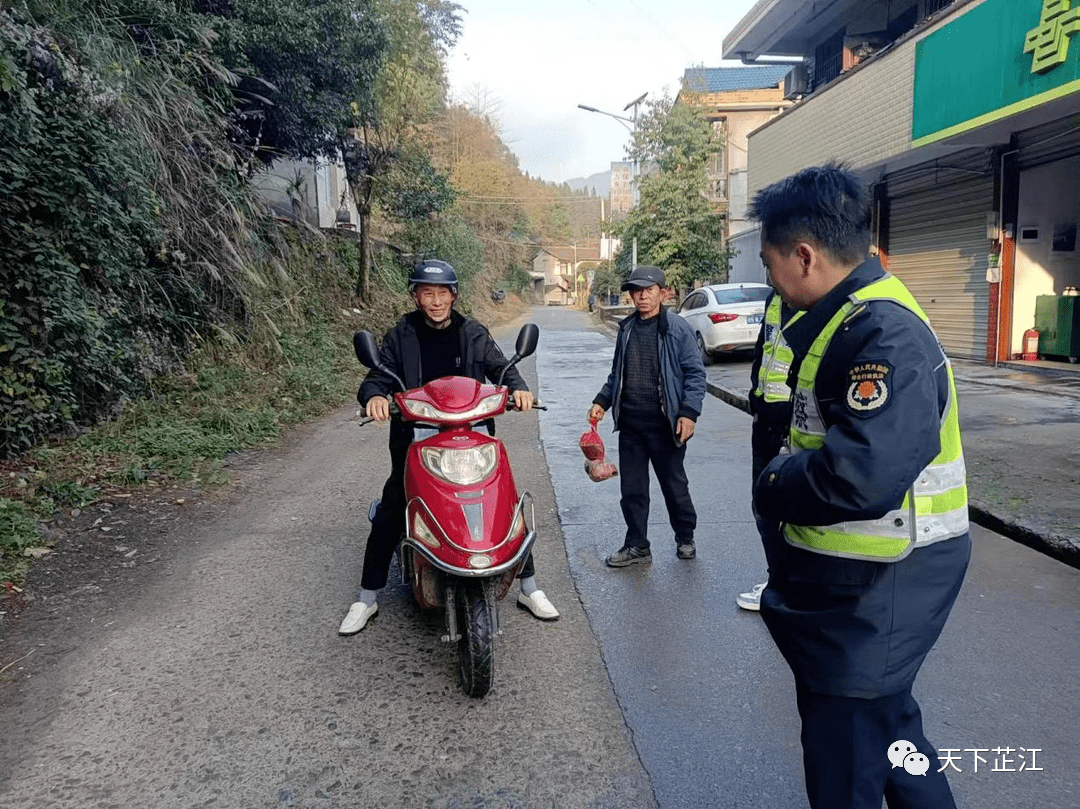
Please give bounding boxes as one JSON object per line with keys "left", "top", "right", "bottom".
{"left": 1023, "top": 328, "right": 1040, "bottom": 361}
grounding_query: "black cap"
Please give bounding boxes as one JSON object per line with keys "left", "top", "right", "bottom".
{"left": 621, "top": 265, "right": 665, "bottom": 291}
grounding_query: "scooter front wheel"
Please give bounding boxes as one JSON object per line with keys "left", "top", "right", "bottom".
{"left": 456, "top": 581, "right": 494, "bottom": 698}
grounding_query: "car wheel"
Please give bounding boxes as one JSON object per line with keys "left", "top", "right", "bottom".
{"left": 696, "top": 333, "right": 712, "bottom": 366}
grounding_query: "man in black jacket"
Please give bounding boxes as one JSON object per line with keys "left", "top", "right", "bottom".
{"left": 588, "top": 265, "right": 706, "bottom": 567}
{"left": 338, "top": 260, "right": 559, "bottom": 635}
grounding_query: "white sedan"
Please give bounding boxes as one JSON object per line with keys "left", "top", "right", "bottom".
{"left": 674, "top": 282, "right": 773, "bottom": 364}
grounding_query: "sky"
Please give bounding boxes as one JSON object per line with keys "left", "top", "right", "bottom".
{"left": 446, "top": 0, "right": 761, "bottom": 185}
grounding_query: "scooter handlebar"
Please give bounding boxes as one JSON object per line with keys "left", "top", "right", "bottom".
{"left": 358, "top": 396, "right": 399, "bottom": 425}
{"left": 507, "top": 398, "right": 546, "bottom": 411}
{"left": 359, "top": 395, "right": 544, "bottom": 425}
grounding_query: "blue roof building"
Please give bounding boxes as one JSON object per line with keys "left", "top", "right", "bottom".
{"left": 681, "top": 65, "right": 793, "bottom": 94}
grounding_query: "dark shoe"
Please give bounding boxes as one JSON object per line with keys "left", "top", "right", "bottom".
{"left": 605, "top": 545, "right": 652, "bottom": 567}
{"left": 677, "top": 542, "right": 696, "bottom": 560}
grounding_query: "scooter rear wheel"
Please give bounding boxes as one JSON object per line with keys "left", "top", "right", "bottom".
{"left": 456, "top": 582, "right": 494, "bottom": 698}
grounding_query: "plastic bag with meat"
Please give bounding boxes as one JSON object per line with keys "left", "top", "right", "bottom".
{"left": 579, "top": 419, "right": 617, "bottom": 482}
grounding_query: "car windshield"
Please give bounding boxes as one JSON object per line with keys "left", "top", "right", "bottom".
{"left": 712, "top": 287, "right": 771, "bottom": 305}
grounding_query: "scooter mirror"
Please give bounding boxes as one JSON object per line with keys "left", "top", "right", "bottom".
{"left": 497, "top": 323, "right": 540, "bottom": 387}
{"left": 515, "top": 323, "right": 539, "bottom": 359}
{"left": 353, "top": 331, "right": 407, "bottom": 391}
{"left": 353, "top": 331, "right": 381, "bottom": 368}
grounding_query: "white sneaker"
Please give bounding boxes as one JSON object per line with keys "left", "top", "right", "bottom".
{"left": 517, "top": 589, "right": 560, "bottom": 621}
{"left": 736, "top": 582, "right": 767, "bottom": 612}
{"left": 338, "top": 601, "right": 378, "bottom": 635}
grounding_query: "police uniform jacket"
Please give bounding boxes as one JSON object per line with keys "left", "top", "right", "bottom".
{"left": 748, "top": 292, "right": 798, "bottom": 480}
{"left": 753, "top": 257, "right": 971, "bottom": 698}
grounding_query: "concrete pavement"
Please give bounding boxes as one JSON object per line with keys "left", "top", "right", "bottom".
{"left": 700, "top": 353, "right": 1080, "bottom": 569}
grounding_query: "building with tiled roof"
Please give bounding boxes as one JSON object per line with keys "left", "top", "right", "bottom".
{"left": 681, "top": 65, "right": 793, "bottom": 93}
{"left": 676, "top": 65, "right": 796, "bottom": 247}
{"left": 531, "top": 244, "right": 604, "bottom": 306}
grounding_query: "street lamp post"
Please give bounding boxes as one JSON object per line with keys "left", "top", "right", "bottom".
{"left": 577, "top": 92, "right": 647, "bottom": 207}
{"left": 578, "top": 94, "right": 647, "bottom": 272}
{"left": 576, "top": 103, "right": 634, "bottom": 132}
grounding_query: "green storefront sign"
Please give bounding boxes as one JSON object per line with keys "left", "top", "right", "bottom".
{"left": 1025, "top": 0, "right": 1080, "bottom": 73}
{"left": 913, "top": 0, "right": 1080, "bottom": 146}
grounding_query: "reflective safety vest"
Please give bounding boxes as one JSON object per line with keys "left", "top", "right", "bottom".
{"left": 752, "top": 296, "right": 803, "bottom": 405}
{"left": 785, "top": 275, "right": 969, "bottom": 562}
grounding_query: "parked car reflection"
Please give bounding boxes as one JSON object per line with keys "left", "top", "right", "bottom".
{"left": 675, "top": 282, "right": 772, "bottom": 364}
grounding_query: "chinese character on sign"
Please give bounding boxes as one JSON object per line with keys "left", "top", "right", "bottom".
{"left": 1025, "top": 0, "right": 1080, "bottom": 74}
{"left": 936, "top": 747, "right": 1044, "bottom": 774}
{"left": 937, "top": 749, "right": 963, "bottom": 773}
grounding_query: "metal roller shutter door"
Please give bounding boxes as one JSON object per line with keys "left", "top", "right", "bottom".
{"left": 887, "top": 177, "right": 993, "bottom": 359}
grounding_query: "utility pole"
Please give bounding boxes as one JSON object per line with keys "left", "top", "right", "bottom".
{"left": 623, "top": 93, "right": 647, "bottom": 208}
{"left": 578, "top": 94, "right": 647, "bottom": 275}
{"left": 577, "top": 93, "right": 647, "bottom": 209}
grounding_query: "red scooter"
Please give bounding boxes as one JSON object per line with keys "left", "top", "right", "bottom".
{"left": 353, "top": 324, "right": 540, "bottom": 698}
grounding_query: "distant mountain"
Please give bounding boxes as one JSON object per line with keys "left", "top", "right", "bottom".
{"left": 566, "top": 170, "right": 610, "bottom": 197}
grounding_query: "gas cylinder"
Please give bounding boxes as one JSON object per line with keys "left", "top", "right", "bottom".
{"left": 1022, "top": 328, "right": 1040, "bottom": 361}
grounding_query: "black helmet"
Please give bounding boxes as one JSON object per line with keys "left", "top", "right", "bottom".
{"left": 408, "top": 260, "right": 458, "bottom": 295}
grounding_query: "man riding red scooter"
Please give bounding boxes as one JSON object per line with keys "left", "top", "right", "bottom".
{"left": 339, "top": 259, "right": 557, "bottom": 695}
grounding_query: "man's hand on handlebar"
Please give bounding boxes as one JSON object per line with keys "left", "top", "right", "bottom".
{"left": 365, "top": 395, "right": 391, "bottom": 421}
{"left": 512, "top": 390, "right": 533, "bottom": 412}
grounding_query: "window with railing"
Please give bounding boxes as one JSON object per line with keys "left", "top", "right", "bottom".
{"left": 887, "top": 4, "right": 919, "bottom": 40}
{"left": 812, "top": 28, "right": 846, "bottom": 90}
{"left": 924, "top": 0, "right": 952, "bottom": 16}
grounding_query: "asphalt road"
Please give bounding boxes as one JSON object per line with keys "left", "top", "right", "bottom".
{"left": 1, "top": 306, "right": 1077, "bottom": 809}
{"left": 0, "top": 323, "right": 651, "bottom": 809}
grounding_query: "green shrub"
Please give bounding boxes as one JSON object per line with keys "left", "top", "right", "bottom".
{"left": 0, "top": 497, "right": 43, "bottom": 583}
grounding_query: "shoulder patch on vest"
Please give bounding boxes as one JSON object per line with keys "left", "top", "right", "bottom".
{"left": 845, "top": 360, "right": 892, "bottom": 415}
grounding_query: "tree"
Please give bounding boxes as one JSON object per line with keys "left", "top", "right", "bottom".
{"left": 502, "top": 263, "right": 532, "bottom": 294}
{"left": 196, "top": 0, "right": 385, "bottom": 166}
{"left": 591, "top": 261, "right": 623, "bottom": 300}
{"left": 378, "top": 145, "right": 457, "bottom": 223}
{"left": 342, "top": 0, "right": 463, "bottom": 301}
{"left": 613, "top": 92, "right": 727, "bottom": 291}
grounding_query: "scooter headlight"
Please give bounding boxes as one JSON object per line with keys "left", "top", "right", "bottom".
{"left": 402, "top": 393, "right": 505, "bottom": 422}
{"left": 463, "top": 393, "right": 506, "bottom": 420}
{"left": 420, "top": 443, "right": 498, "bottom": 485}
{"left": 402, "top": 399, "right": 440, "bottom": 420}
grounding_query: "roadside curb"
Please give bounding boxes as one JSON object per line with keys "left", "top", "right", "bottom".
{"left": 705, "top": 382, "right": 1080, "bottom": 570}
{"left": 706, "top": 381, "right": 750, "bottom": 415}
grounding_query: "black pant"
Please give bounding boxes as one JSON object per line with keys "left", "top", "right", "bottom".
{"left": 795, "top": 684, "right": 956, "bottom": 809}
{"left": 360, "top": 442, "right": 535, "bottom": 590}
{"left": 616, "top": 415, "right": 696, "bottom": 548}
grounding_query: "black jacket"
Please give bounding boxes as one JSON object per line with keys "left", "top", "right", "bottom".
{"left": 358, "top": 310, "right": 528, "bottom": 446}
{"left": 593, "top": 309, "right": 706, "bottom": 443}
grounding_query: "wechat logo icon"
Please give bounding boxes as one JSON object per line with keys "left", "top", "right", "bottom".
{"left": 888, "top": 740, "right": 930, "bottom": 776}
